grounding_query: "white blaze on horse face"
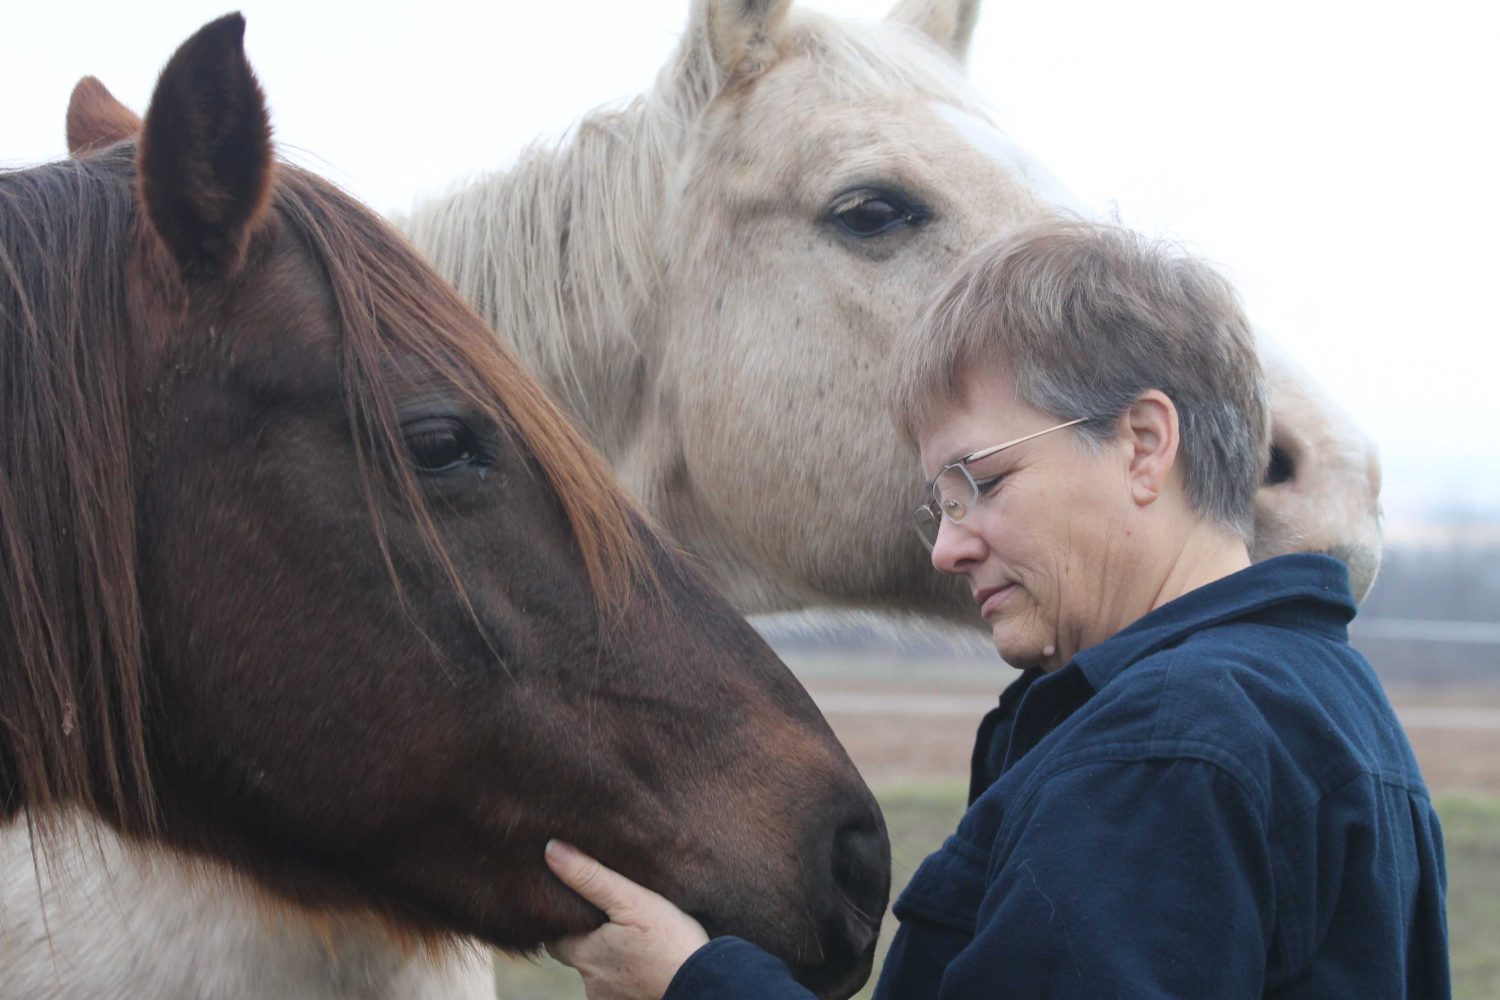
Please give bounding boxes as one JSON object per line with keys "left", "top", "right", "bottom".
{"left": 929, "top": 103, "right": 1087, "bottom": 216}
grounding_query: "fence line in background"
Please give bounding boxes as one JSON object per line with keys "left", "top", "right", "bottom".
{"left": 810, "top": 692, "right": 1500, "bottom": 731}
{"left": 1355, "top": 619, "right": 1500, "bottom": 645}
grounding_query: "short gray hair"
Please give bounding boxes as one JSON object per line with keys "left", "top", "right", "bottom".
{"left": 890, "top": 218, "right": 1269, "bottom": 538}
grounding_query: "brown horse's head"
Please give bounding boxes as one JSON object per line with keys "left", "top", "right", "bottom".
{"left": 0, "top": 15, "right": 886, "bottom": 996}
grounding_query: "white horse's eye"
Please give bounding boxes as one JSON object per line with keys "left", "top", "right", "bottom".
{"left": 828, "top": 188, "right": 928, "bottom": 238}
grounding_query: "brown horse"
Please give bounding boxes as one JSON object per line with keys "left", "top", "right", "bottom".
{"left": 0, "top": 15, "right": 886, "bottom": 998}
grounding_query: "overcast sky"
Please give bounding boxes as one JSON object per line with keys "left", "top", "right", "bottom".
{"left": 5, "top": 0, "right": 1497, "bottom": 530}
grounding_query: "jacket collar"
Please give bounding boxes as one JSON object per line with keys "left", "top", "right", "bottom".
{"left": 1069, "top": 553, "right": 1357, "bottom": 693}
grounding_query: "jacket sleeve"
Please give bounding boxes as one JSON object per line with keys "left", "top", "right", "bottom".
{"left": 944, "top": 756, "right": 1275, "bottom": 999}
{"left": 662, "top": 937, "right": 819, "bottom": 1000}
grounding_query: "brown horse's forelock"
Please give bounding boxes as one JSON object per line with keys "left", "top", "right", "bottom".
{"left": 0, "top": 150, "right": 652, "bottom": 835}
{"left": 271, "top": 168, "right": 656, "bottom": 625}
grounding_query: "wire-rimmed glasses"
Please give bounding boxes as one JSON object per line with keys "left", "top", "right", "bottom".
{"left": 912, "top": 417, "right": 1088, "bottom": 549}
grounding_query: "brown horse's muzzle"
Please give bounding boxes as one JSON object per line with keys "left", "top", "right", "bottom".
{"left": 803, "top": 806, "right": 889, "bottom": 998}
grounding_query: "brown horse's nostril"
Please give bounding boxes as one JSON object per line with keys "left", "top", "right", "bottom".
{"left": 829, "top": 812, "right": 890, "bottom": 954}
{"left": 796, "top": 807, "right": 889, "bottom": 998}
{"left": 1265, "top": 443, "right": 1295, "bottom": 487}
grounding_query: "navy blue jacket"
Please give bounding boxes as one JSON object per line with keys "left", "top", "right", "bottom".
{"left": 664, "top": 554, "right": 1450, "bottom": 999}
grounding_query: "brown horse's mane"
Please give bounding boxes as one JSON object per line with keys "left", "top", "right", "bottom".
{"left": 0, "top": 144, "right": 650, "bottom": 836}
{"left": 0, "top": 146, "right": 151, "bottom": 835}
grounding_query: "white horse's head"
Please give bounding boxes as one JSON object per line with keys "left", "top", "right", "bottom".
{"left": 407, "top": 0, "right": 1383, "bottom": 620}
{"left": 631, "top": 0, "right": 1380, "bottom": 616}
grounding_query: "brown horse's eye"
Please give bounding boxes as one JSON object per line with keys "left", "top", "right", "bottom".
{"left": 404, "top": 418, "right": 479, "bottom": 473}
{"left": 828, "top": 188, "right": 927, "bottom": 238}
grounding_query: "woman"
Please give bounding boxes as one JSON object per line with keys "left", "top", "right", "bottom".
{"left": 542, "top": 219, "right": 1451, "bottom": 998}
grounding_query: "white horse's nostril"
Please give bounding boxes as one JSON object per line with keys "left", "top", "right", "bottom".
{"left": 1265, "top": 444, "right": 1295, "bottom": 487}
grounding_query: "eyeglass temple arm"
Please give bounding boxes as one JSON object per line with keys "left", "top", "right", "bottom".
{"left": 958, "top": 417, "right": 1089, "bottom": 465}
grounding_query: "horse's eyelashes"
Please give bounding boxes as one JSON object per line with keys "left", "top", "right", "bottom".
{"left": 404, "top": 417, "right": 484, "bottom": 474}
{"left": 827, "top": 188, "right": 927, "bottom": 239}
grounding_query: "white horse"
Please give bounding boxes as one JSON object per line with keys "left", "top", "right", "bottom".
{"left": 405, "top": 0, "right": 1382, "bottom": 622}
{"left": 4, "top": 1, "right": 1382, "bottom": 998}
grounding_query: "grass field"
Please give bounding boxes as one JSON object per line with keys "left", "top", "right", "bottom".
{"left": 493, "top": 785, "right": 1496, "bottom": 999}
{"left": 1441, "top": 796, "right": 1500, "bottom": 998}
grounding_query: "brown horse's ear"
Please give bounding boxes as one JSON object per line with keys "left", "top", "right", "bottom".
{"left": 66, "top": 77, "right": 144, "bottom": 156}
{"left": 887, "top": 0, "right": 982, "bottom": 63}
{"left": 137, "top": 13, "right": 274, "bottom": 282}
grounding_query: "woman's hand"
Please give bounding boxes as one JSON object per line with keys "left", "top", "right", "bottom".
{"left": 543, "top": 839, "right": 710, "bottom": 1000}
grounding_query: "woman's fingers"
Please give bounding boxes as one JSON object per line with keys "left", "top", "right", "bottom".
{"left": 543, "top": 931, "right": 587, "bottom": 968}
{"left": 542, "top": 839, "right": 711, "bottom": 998}
{"left": 545, "top": 839, "right": 650, "bottom": 919}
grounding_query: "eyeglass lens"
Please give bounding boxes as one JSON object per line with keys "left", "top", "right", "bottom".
{"left": 912, "top": 465, "right": 978, "bottom": 549}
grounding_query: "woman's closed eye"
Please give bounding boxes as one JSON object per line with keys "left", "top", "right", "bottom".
{"left": 974, "top": 473, "right": 1008, "bottom": 496}
{"left": 963, "top": 456, "right": 1013, "bottom": 496}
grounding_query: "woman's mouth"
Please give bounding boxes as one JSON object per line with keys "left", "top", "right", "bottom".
{"left": 976, "top": 584, "right": 1016, "bottom": 619}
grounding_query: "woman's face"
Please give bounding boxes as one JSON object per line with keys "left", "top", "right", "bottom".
{"left": 916, "top": 373, "right": 1146, "bottom": 670}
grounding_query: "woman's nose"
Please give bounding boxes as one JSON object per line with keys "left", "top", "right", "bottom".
{"left": 930, "top": 516, "right": 986, "bottom": 575}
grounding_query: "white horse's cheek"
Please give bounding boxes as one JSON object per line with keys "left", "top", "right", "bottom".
{"left": 929, "top": 103, "right": 1089, "bottom": 216}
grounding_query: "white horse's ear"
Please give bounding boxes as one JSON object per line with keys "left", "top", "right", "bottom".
{"left": 887, "top": 0, "right": 982, "bottom": 63}
{"left": 673, "top": 0, "right": 794, "bottom": 103}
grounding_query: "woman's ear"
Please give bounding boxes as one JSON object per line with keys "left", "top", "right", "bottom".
{"left": 1120, "top": 390, "right": 1180, "bottom": 507}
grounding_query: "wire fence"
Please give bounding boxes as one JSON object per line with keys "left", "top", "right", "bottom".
{"left": 1353, "top": 619, "right": 1500, "bottom": 645}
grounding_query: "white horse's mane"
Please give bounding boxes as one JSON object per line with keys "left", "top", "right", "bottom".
{"left": 402, "top": 93, "right": 671, "bottom": 434}
{"left": 402, "top": 12, "right": 975, "bottom": 443}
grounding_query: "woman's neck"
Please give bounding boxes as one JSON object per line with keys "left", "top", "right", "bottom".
{"left": 1151, "top": 519, "right": 1253, "bottom": 613}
